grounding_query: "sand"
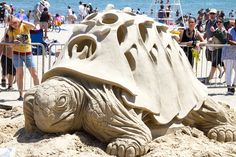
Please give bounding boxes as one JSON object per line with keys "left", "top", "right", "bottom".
{"left": 1, "top": 24, "right": 236, "bottom": 157}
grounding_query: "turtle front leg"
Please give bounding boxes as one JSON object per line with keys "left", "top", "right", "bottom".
{"left": 106, "top": 137, "right": 149, "bottom": 157}
{"left": 82, "top": 91, "right": 152, "bottom": 157}
{"left": 23, "top": 86, "right": 39, "bottom": 132}
{"left": 183, "top": 97, "right": 236, "bottom": 142}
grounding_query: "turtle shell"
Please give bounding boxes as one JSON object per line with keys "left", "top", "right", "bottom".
{"left": 43, "top": 9, "right": 207, "bottom": 124}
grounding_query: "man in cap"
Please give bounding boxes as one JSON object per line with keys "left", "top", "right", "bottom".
{"left": 204, "top": 8, "right": 217, "bottom": 40}
{"left": 203, "top": 8, "right": 219, "bottom": 84}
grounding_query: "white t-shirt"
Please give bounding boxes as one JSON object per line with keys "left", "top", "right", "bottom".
{"left": 78, "top": 4, "right": 84, "bottom": 16}
{"left": 67, "top": 8, "right": 72, "bottom": 16}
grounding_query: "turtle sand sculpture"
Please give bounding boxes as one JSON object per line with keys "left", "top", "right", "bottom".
{"left": 24, "top": 8, "right": 236, "bottom": 157}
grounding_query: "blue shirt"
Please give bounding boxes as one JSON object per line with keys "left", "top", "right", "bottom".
{"left": 222, "top": 27, "right": 236, "bottom": 60}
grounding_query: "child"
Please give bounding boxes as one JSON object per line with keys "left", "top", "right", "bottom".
{"left": 0, "top": 27, "right": 16, "bottom": 90}
{"left": 54, "top": 13, "right": 62, "bottom": 26}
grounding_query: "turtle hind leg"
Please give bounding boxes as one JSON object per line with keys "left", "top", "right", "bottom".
{"left": 183, "top": 97, "right": 236, "bottom": 142}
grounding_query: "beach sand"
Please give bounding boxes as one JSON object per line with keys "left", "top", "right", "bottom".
{"left": 1, "top": 24, "right": 236, "bottom": 157}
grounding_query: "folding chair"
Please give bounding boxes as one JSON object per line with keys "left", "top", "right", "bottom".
{"left": 30, "top": 29, "right": 47, "bottom": 55}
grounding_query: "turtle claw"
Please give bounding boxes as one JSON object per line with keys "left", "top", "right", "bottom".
{"left": 207, "top": 125, "right": 236, "bottom": 142}
{"left": 106, "top": 139, "right": 148, "bottom": 157}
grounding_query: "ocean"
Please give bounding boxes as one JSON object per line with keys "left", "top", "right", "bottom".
{"left": 2, "top": 0, "right": 236, "bottom": 18}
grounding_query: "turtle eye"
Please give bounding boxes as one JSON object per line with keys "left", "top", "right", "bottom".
{"left": 56, "top": 96, "right": 67, "bottom": 109}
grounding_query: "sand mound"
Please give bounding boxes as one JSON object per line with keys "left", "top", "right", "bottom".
{"left": 1, "top": 105, "right": 236, "bottom": 157}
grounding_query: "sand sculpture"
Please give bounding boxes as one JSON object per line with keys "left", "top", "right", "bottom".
{"left": 23, "top": 8, "right": 236, "bottom": 157}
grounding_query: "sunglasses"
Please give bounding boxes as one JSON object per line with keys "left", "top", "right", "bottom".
{"left": 217, "top": 21, "right": 222, "bottom": 23}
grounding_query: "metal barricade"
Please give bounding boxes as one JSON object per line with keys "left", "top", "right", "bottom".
{"left": 1, "top": 41, "right": 233, "bottom": 92}
{"left": 180, "top": 43, "right": 232, "bottom": 88}
{"left": 0, "top": 42, "right": 46, "bottom": 91}
{"left": 47, "top": 43, "right": 65, "bottom": 69}
{"left": 47, "top": 43, "right": 233, "bottom": 89}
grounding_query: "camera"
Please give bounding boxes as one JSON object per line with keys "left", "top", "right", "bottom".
{"left": 16, "top": 34, "right": 28, "bottom": 43}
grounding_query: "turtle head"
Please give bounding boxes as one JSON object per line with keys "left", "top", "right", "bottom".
{"left": 31, "top": 77, "right": 84, "bottom": 133}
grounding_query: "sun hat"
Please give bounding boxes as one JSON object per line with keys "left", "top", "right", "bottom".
{"left": 40, "top": 0, "right": 45, "bottom": 5}
{"left": 209, "top": 8, "right": 217, "bottom": 14}
{"left": 105, "top": 4, "right": 114, "bottom": 11}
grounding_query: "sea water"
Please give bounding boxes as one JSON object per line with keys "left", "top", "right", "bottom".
{"left": 3, "top": 0, "right": 236, "bottom": 17}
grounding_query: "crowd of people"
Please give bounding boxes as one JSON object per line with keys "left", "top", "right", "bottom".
{"left": 153, "top": 1, "right": 236, "bottom": 95}
{"left": 0, "top": 0, "right": 236, "bottom": 100}
{"left": 0, "top": 0, "right": 99, "bottom": 101}
{"left": 178, "top": 8, "right": 236, "bottom": 95}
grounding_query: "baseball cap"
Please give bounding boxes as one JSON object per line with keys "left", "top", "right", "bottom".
{"left": 209, "top": 8, "right": 217, "bottom": 14}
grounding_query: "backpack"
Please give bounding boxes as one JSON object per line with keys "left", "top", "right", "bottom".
{"left": 213, "top": 30, "right": 227, "bottom": 44}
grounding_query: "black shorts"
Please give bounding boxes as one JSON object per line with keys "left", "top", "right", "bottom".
{"left": 212, "top": 49, "right": 224, "bottom": 67}
{"left": 183, "top": 46, "right": 194, "bottom": 67}
{"left": 1, "top": 55, "right": 16, "bottom": 76}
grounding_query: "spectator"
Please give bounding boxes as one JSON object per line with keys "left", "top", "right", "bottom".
{"left": 179, "top": 17, "right": 204, "bottom": 67}
{"left": 219, "top": 10, "right": 225, "bottom": 18}
{"left": 7, "top": 15, "right": 39, "bottom": 101}
{"left": 223, "top": 19, "right": 236, "bottom": 95}
{"left": 9, "top": 4, "right": 14, "bottom": 15}
{"left": 54, "top": 13, "right": 62, "bottom": 26}
{"left": 78, "top": 1, "right": 84, "bottom": 22}
{"left": 82, "top": 3, "right": 88, "bottom": 19}
{"left": 176, "top": 9, "right": 179, "bottom": 17}
{"left": 206, "top": 17, "right": 227, "bottom": 83}
{"left": 165, "top": 5, "right": 171, "bottom": 24}
{"left": 0, "top": 2, "right": 6, "bottom": 24}
{"left": 0, "top": 28, "right": 16, "bottom": 90}
{"left": 165, "top": 5, "right": 171, "bottom": 18}
{"left": 67, "top": 6, "right": 73, "bottom": 24}
{"left": 40, "top": 7, "right": 51, "bottom": 38}
{"left": 71, "top": 11, "right": 77, "bottom": 24}
{"left": 34, "top": 0, "right": 50, "bottom": 27}
{"left": 43, "top": 0, "right": 50, "bottom": 10}
{"left": 196, "top": 20, "right": 204, "bottom": 33}
{"left": 204, "top": 9, "right": 217, "bottom": 40}
{"left": 87, "top": 3, "right": 93, "bottom": 14}
{"left": 229, "top": 10, "right": 234, "bottom": 18}
{"left": 27, "top": 10, "right": 34, "bottom": 23}
{"left": 136, "top": 8, "right": 141, "bottom": 15}
{"left": 203, "top": 8, "right": 218, "bottom": 84}
{"left": 157, "top": 5, "right": 166, "bottom": 23}
{"left": 15, "top": 9, "right": 28, "bottom": 21}
{"left": 33, "top": 2, "right": 42, "bottom": 26}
